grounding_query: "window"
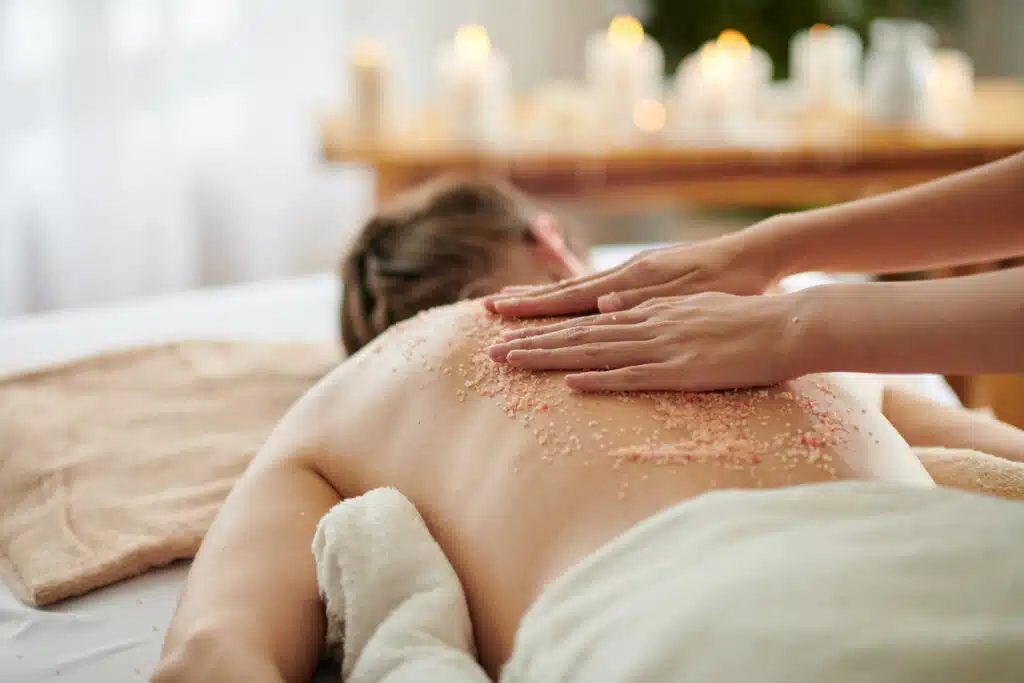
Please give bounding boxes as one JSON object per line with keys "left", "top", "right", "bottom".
{"left": 2, "top": 0, "right": 68, "bottom": 80}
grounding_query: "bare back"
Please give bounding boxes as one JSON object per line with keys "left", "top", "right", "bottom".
{"left": 308, "top": 300, "right": 933, "bottom": 677}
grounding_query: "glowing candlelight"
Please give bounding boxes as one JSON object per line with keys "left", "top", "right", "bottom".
{"left": 585, "top": 15, "right": 664, "bottom": 144}
{"left": 716, "top": 29, "right": 751, "bottom": 57}
{"left": 454, "top": 24, "right": 491, "bottom": 60}
{"left": 608, "top": 15, "right": 645, "bottom": 50}
{"left": 633, "top": 99, "right": 666, "bottom": 134}
{"left": 673, "top": 29, "right": 772, "bottom": 143}
{"left": 790, "top": 23, "right": 862, "bottom": 112}
{"left": 438, "top": 25, "right": 509, "bottom": 148}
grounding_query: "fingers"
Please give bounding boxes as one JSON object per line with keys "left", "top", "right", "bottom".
{"left": 485, "top": 268, "right": 640, "bottom": 317}
{"left": 564, "top": 364, "right": 681, "bottom": 392}
{"left": 503, "top": 341, "right": 658, "bottom": 371}
{"left": 597, "top": 277, "right": 694, "bottom": 313}
{"left": 489, "top": 323, "right": 651, "bottom": 361}
{"left": 500, "top": 310, "right": 644, "bottom": 342}
{"left": 482, "top": 271, "right": 609, "bottom": 312}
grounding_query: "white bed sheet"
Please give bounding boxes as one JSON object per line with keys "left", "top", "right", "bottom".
{"left": 0, "top": 244, "right": 960, "bottom": 683}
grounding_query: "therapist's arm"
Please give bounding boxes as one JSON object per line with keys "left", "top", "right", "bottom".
{"left": 152, "top": 388, "right": 339, "bottom": 683}
{"left": 794, "top": 266, "right": 1024, "bottom": 376}
{"left": 488, "top": 266, "right": 1024, "bottom": 392}
{"left": 753, "top": 151, "right": 1024, "bottom": 277}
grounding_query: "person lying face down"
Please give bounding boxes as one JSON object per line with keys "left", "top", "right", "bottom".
{"left": 156, "top": 174, "right": 949, "bottom": 683}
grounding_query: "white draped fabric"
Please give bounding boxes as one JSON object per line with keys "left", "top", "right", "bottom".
{"left": 0, "top": 0, "right": 611, "bottom": 316}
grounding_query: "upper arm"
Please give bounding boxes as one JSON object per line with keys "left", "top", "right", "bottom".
{"left": 162, "top": 390, "right": 343, "bottom": 683}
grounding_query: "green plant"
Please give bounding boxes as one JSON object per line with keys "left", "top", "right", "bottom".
{"left": 644, "top": 0, "right": 959, "bottom": 79}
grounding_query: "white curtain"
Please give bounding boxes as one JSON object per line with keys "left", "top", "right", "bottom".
{"left": 0, "top": 0, "right": 608, "bottom": 317}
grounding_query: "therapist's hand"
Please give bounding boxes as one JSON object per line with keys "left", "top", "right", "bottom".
{"left": 487, "top": 292, "right": 807, "bottom": 392}
{"left": 483, "top": 231, "right": 783, "bottom": 318}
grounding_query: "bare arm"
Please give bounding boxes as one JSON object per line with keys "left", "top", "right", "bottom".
{"left": 882, "top": 386, "right": 1024, "bottom": 463}
{"left": 794, "top": 266, "right": 1024, "bottom": 377}
{"left": 152, "top": 392, "right": 341, "bottom": 683}
{"left": 747, "top": 151, "right": 1024, "bottom": 276}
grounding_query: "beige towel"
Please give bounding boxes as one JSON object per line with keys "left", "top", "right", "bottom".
{"left": 915, "top": 447, "right": 1024, "bottom": 502}
{"left": 0, "top": 342, "right": 336, "bottom": 606}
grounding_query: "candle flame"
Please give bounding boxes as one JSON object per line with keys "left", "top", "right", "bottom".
{"left": 608, "top": 15, "right": 644, "bottom": 49}
{"left": 454, "top": 25, "right": 491, "bottom": 59}
{"left": 716, "top": 29, "right": 750, "bottom": 57}
{"left": 810, "top": 23, "right": 831, "bottom": 34}
{"left": 633, "top": 99, "right": 666, "bottom": 134}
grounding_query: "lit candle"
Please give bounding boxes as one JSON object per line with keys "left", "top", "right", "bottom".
{"left": 585, "top": 15, "right": 665, "bottom": 145}
{"left": 437, "top": 25, "right": 510, "bottom": 149}
{"left": 926, "top": 48, "right": 974, "bottom": 134}
{"left": 347, "top": 41, "right": 390, "bottom": 142}
{"left": 673, "top": 30, "right": 772, "bottom": 142}
{"left": 790, "top": 24, "right": 863, "bottom": 112}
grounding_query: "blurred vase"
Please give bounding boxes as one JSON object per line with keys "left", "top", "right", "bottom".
{"left": 864, "top": 19, "right": 936, "bottom": 128}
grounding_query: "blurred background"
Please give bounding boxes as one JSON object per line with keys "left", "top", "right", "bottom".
{"left": 1, "top": 0, "right": 1023, "bottom": 317}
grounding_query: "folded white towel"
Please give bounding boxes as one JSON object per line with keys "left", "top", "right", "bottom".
{"left": 311, "top": 487, "right": 490, "bottom": 683}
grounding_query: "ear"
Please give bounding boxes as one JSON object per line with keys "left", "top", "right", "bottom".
{"left": 528, "top": 213, "right": 588, "bottom": 277}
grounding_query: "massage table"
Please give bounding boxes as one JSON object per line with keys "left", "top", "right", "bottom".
{"left": 0, "top": 245, "right": 962, "bottom": 683}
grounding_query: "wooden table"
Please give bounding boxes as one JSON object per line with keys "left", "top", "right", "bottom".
{"left": 321, "top": 80, "right": 1024, "bottom": 208}
{"left": 320, "top": 80, "right": 1024, "bottom": 426}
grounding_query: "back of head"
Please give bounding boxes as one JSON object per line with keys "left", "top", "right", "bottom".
{"left": 339, "top": 175, "right": 562, "bottom": 355}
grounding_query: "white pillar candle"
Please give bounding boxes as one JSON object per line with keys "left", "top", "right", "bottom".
{"left": 926, "top": 48, "right": 974, "bottom": 134}
{"left": 437, "top": 25, "right": 510, "bottom": 149}
{"left": 790, "top": 24, "right": 863, "bottom": 112}
{"left": 347, "top": 41, "right": 390, "bottom": 142}
{"left": 585, "top": 15, "right": 665, "bottom": 145}
{"left": 673, "top": 30, "right": 772, "bottom": 143}
{"left": 863, "top": 19, "right": 936, "bottom": 128}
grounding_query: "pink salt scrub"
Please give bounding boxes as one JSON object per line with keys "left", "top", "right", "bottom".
{"left": 404, "top": 301, "right": 852, "bottom": 484}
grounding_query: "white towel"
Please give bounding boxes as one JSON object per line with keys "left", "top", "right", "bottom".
{"left": 311, "top": 487, "right": 491, "bottom": 683}
{"left": 501, "top": 482, "right": 1024, "bottom": 683}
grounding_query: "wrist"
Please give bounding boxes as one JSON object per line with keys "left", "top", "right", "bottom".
{"left": 732, "top": 212, "right": 807, "bottom": 283}
{"left": 780, "top": 286, "right": 836, "bottom": 378}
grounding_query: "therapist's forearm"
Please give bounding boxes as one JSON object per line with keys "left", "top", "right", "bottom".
{"left": 742, "top": 151, "right": 1024, "bottom": 277}
{"left": 792, "top": 266, "right": 1024, "bottom": 377}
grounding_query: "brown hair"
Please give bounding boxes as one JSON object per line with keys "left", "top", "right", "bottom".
{"left": 339, "top": 175, "right": 575, "bottom": 355}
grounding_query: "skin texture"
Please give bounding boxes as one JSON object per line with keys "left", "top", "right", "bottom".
{"left": 482, "top": 153, "right": 1024, "bottom": 391}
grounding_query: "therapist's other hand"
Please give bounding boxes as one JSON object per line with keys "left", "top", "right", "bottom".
{"left": 483, "top": 233, "right": 780, "bottom": 318}
{"left": 487, "top": 292, "right": 805, "bottom": 392}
